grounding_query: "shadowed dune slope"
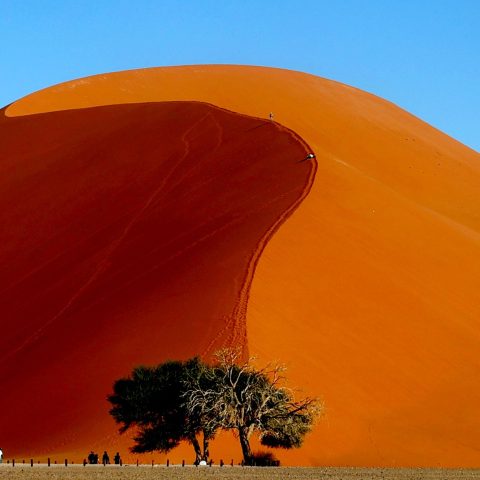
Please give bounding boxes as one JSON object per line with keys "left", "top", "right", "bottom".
{"left": 0, "top": 101, "right": 312, "bottom": 459}
{"left": 3, "top": 65, "right": 480, "bottom": 466}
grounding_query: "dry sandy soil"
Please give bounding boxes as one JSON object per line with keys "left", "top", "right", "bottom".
{"left": 1, "top": 466, "right": 480, "bottom": 480}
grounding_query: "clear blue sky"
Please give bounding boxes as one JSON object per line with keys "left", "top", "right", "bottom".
{"left": 1, "top": 0, "right": 478, "bottom": 151}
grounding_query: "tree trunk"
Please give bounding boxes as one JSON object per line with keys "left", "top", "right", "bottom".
{"left": 238, "top": 427, "right": 253, "bottom": 465}
{"left": 202, "top": 433, "right": 210, "bottom": 462}
{"left": 190, "top": 435, "right": 202, "bottom": 464}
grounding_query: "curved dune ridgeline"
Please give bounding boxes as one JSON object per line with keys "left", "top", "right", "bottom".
{"left": 2, "top": 65, "right": 480, "bottom": 466}
{"left": 0, "top": 101, "right": 313, "bottom": 459}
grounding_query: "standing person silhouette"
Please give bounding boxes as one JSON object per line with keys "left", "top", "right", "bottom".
{"left": 102, "top": 451, "right": 110, "bottom": 465}
{"left": 114, "top": 452, "right": 121, "bottom": 465}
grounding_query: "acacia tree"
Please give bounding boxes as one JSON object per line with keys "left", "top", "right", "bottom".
{"left": 108, "top": 358, "right": 217, "bottom": 463}
{"left": 184, "top": 350, "right": 320, "bottom": 465}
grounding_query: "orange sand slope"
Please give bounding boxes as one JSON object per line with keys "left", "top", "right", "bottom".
{"left": 0, "top": 100, "right": 312, "bottom": 460}
{"left": 3, "top": 65, "right": 480, "bottom": 466}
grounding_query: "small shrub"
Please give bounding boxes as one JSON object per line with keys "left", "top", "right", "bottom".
{"left": 251, "top": 450, "right": 280, "bottom": 467}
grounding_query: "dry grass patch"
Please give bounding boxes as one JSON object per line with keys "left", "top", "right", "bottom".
{"left": 1, "top": 466, "right": 480, "bottom": 480}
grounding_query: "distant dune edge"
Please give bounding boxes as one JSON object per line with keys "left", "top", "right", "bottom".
{"left": 1, "top": 65, "right": 480, "bottom": 467}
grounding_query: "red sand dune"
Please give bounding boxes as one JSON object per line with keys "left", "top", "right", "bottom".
{"left": 0, "top": 100, "right": 312, "bottom": 460}
{"left": 2, "top": 65, "right": 480, "bottom": 466}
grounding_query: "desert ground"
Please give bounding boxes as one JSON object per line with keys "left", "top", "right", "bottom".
{"left": 1, "top": 465, "right": 480, "bottom": 480}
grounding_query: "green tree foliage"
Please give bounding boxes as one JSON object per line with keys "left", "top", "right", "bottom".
{"left": 108, "top": 351, "right": 320, "bottom": 465}
{"left": 108, "top": 358, "right": 216, "bottom": 463}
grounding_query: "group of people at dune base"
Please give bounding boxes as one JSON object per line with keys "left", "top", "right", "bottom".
{"left": 87, "top": 451, "right": 121, "bottom": 465}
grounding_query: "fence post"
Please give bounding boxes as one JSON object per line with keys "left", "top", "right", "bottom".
{"left": 30, "top": 459, "right": 33, "bottom": 467}
{"left": 220, "top": 459, "right": 224, "bottom": 467}
{"left": 65, "top": 459, "right": 68, "bottom": 467}
{"left": 166, "top": 458, "right": 169, "bottom": 467}
{"left": 209, "top": 459, "right": 213, "bottom": 467}
{"left": 151, "top": 460, "right": 154, "bottom": 468}
{"left": 12, "top": 459, "right": 15, "bottom": 467}
{"left": 231, "top": 459, "right": 233, "bottom": 467}
{"left": 182, "top": 459, "right": 185, "bottom": 467}
{"left": 48, "top": 458, "right": 51, "bottom": 467}
{"left": 136, "top": 459, "right": 139, "bottom": 467}
{"left": 83, "top": 459, "right": 86, "bottom": 467}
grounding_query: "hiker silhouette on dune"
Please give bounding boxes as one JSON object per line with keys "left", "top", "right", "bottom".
{"left": 87, "top": 450, "right": 98, "bottom": 465}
